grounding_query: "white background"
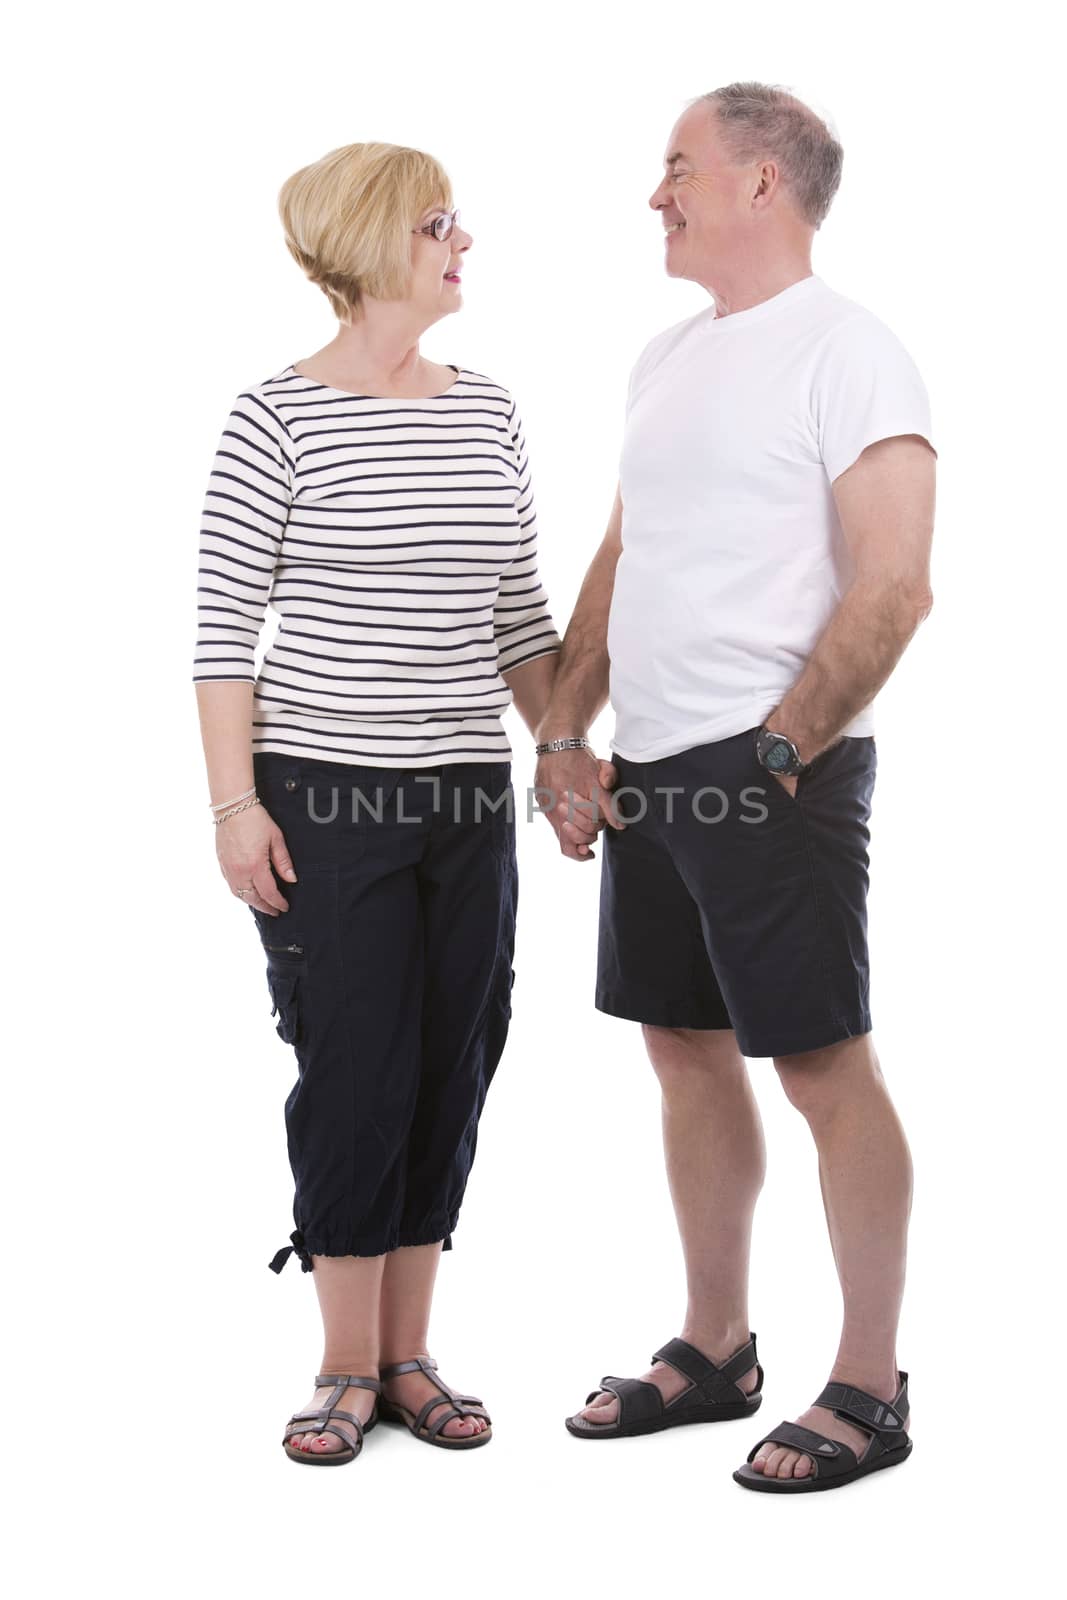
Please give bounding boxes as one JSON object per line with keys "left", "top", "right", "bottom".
{"left": 7, "top": 2, "right": 1063, "bottom": 1595}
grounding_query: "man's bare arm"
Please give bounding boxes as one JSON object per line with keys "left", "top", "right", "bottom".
{"left": 534, "top": 484, "right": 625, "bottom": 858}
{"left": 768, "top": 434, "right": 936, "bottom": 764}
{"left": 537, "top": 484, "right": 622, "bottom": 742}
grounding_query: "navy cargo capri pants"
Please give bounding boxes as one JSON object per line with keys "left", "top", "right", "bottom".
{"left": 247, "top": 753, "right": 518, "bottom": 1273}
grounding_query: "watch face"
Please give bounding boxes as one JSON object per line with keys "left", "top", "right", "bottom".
{"left": 764, "top": 739, "right": 791, "bottom": 772}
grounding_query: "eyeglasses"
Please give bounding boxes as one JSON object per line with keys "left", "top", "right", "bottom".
{"left": 413, "top": 208, "right": 461, "bottom": 243}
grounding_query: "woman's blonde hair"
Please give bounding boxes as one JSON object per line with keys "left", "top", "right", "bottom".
{"left": 277, "top": 141, "right": 454, "bottom": 322}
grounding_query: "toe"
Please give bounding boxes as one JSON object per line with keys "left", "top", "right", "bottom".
{"left": 763, "top": 1446, "right": 790, "bottom": 1478}
{"left": 792, "top": 1453, "right": 813, "bottom": 1479}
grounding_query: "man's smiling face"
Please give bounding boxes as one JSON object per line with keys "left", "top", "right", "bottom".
{"left": 649, "top": 102, "right": 761, "bottom": 283}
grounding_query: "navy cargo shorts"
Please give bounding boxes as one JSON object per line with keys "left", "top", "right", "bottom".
{"left": 247, "top": 753, "right": 517, "bottom": 1271}
{"left": 595, "top": 726, "right": 877, "bottom": 1058}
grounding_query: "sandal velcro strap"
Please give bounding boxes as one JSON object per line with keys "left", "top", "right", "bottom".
{"left": 652, "top": 1334, "right": 760, "bottom": 1402}
{"left": 747, "top": 1420, "right": 855, "bottom": 1466}
{"left": 815, "top": 1376, "right": 909, "bottom": 1441}
{"left": 591, "top": 1374, "right": 664, "bottom": 1428}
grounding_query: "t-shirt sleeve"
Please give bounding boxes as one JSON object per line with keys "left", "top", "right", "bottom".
{"left": 493, "top": 396, "right": 562, "bottom": 674}
{"left": 814, "top": 315, "right": 937, "bottom": 485}
{"left": 624, "top": 349, "right": 645, "bottom": 419}
{"left": 622, "top": 328, "right": 667, "bottom": 422}
{"left": 192, "top": 390, "right": 294, "bottom": 683}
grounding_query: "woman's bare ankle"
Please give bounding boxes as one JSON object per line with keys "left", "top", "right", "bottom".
{"left": 318, "top": 1352, "right": 379, "bottom": 1376}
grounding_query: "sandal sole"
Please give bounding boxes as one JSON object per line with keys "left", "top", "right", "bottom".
{"left": 733, "top": 1439, "right": 913, "bottom": 1492}
{"left": 283, "top": 1443, "right": 358, "bottom": 1465}
{"left": 565, "top": 1397, "right": 762, "bottom": 1439}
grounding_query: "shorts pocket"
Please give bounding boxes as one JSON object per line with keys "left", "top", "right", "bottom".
{"left": 746, "top": 728, "right": 805, "bottom": 807}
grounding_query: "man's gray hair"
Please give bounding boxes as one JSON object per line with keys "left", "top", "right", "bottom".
{"left": 693, "top": 82, "right": 844, "bottom": 229}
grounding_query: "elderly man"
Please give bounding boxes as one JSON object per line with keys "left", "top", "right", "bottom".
{"left": 535, "top": 81, "right": 936, "bottom": 1493}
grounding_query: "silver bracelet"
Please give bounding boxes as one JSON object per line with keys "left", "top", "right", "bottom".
{"left": 210, "top": 784, "right": 256, "bottom": 812}
{"left": 535, "top": 736, "right": 591, "bottom": 755}
{"left": 213, "top": 795, "right": 261, "bottom": 826}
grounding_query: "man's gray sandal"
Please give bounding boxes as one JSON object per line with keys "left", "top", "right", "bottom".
{"left": 733, "top": 1371, "right": 912, "bottom": 1492}
{"left": 565, "top": 1333, "right": 763, "bottom": 1439}
{"left": 281, "top": 1374, "right": 382, "bottom": 1465}
{"left": 378, "top": 1356, "right": 492, "bottom": 1449}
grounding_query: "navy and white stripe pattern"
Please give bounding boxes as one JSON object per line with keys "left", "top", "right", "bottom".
{"left": 193, "top": 364, "right": 561, "bottom": 766}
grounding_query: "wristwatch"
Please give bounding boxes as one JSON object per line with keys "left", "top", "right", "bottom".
{"left": 755, "top": 725, "right": 811, "bottom": 777}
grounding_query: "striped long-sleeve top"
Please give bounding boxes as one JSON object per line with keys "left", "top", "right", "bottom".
{"left": 192, "top": 363, "right": 561, "bottom": 767}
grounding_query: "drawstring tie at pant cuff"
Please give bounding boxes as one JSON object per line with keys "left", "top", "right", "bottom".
{"left": 268, "top": 1229, "right": 314, "bottom": 1273}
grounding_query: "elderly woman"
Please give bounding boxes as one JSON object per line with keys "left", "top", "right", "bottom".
{"left": 192, "top": 142, "right": 562, "bottom": 1464}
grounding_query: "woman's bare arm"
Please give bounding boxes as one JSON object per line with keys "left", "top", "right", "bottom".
{"left": 195, "top": 681, "right": 297, "bottom": 914}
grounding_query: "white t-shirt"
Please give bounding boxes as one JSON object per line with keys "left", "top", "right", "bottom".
{"left": 607, "top": 273, "right": 936, "bottom": 761}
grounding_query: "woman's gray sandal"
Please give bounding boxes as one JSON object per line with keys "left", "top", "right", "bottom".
{"left": 281, "top": 1374, "right": 382, "bottom": 1465}
{"left": 733, "top": 1372, "right": 912, "bottom": 1492}
{"left": 565, "top": 1333, "right": 763, "bottom": 1439}
{"left": 378, "top": 1356, "right": 492, "bottom": 1448}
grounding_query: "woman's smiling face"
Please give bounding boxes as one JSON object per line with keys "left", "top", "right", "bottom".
{"left": 408, "top": 202, "right": 472, "bottom": 322}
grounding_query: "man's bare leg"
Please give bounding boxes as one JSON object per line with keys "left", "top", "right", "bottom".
{"left": 746, "top": 1032, "right": 913, "bottom": 1480}
{"left": 578, "top": 1025, "right": 765, "bottom": 1422}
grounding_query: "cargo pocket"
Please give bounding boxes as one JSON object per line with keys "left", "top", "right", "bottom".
{"left": 249, "top": 908, "right": 308, "bottom": 1045}
{"left": 480, "top": 958, "right": 515, "bottom": 1095}
{"left": 266, "top": 965, "right": 302, "bottom": 1045}
{"left": 498, "top": 961, "right": 516, "bottom": 1023}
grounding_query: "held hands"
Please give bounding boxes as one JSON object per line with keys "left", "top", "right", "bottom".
{"left": 533, "top": 747, "right": 623, "bottom": 861}
{"left": 216, "top": 805, "right": 298, "bottom": 915}
{"left": 216, "top": 745, "right": 626, "bottom": 906}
